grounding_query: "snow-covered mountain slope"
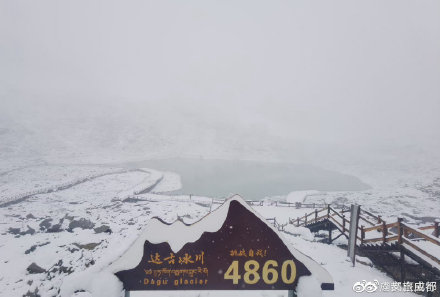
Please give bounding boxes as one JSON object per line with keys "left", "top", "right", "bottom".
{"left": 0, "top": 164, "right": 431, "bottom": 297}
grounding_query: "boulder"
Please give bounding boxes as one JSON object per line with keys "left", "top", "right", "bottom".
{"left": 94, "top": 225, "right": 112, "bottom": 234}
{"left": 27, "top": 263, "right": 46, "bottom": 274}
{"left": 68, "top": 218, "right": 95, "bottom": 231}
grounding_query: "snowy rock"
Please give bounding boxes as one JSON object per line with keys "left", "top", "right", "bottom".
{"left": 8, "top": 225, "right": 35, "bottom": 236}
{"left": 39, "top": 218, "right": 53, "bottom": 230}
{"left": 25, "top": 242, "right": 50, "bottom": 254}
{"left": 73, "top": 242, "right": 102, "bottom": 250}
{"left": 47, "top": 223, "right": 63, "bottom": 233}
{"left": 25, "top": 245, "right": 37, "bottom": 254}
{"left": 49, "top": 260, "right": 75, "bottom": 275}
{"left": 94, "top": 225, "right": 112, "bottom": 234}
{"left": 69, "top": 218, "right": 95, "bottom": 231}
{"left": 67, "top": 246, "right": 80, "bottom": 253}
{"left": 39, "top": 218, "right": 64, "bottom": 232}
{"left": 23, "top": 225, "right": 36, "bottom": 235}
{"left": 27, "top": 263, "right": 46, "bottom": 274}
{"left": 71, "top": 292, "right": 92, "bottom": 297}
{"left": 65, "top": 214, "right": 75, "bottom": 221}
{"left": 8, "top": 227, "right": 21, "bottom": 235}
{"left": 26, "top": 213, "right": 36, "bottom": 219}
{"left": 23, "top": 288, "right": 40, "bottom": 297}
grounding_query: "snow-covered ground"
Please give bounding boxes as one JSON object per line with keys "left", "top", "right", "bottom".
{"left": 0, "top": 165, "right": 130, "bottom": 206}
{"left": 0, "top": 162, "right": 438, "bottom": 297}
{"left": 301, "top": 182, "right": 440, "bottom": 224}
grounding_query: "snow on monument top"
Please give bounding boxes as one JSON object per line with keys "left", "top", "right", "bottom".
{"left": 109, "top": 195, "right": 334, "bottom": 289}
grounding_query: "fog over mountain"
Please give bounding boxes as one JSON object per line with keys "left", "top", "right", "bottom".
{"left": 1, "top": 0, "right": 439, "bottom": 169}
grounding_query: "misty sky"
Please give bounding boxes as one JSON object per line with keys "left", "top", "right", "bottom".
{"left": 1, "top": 0, "right": 439, "bottom": 163}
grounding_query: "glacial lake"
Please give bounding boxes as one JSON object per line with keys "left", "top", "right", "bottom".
{"left": 122, "top": 158, "right": 370, "bottom": 200}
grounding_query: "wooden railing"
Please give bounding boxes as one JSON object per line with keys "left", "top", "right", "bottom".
{"left": 400, "top": 223, "right": 440, "bottom": 266}
{"left": 291, "top": 205, "right": 377, "bottom": 229}
{"left": 213, "top": 197, "right": 440, "bottom": 267}
{"left": 418, "top": 222, "right": 440, "bottom": 237}
{"left": 267, "top": 217, "right": 287, "bottom": 231}
{"left": 361, "top": 219, "right": 440, "bottom": 268}
{"left": 359, "top": 220, "right": 440, "bottom": 244}
{"left": 289, "top": 205, "right": 440, "bottom": 269}
{"left": 208, "top": 199, "right": 355, "bottom": 214}
{"left": 276, "top": 201, "right": 350, "bottom": 210}
{"left": 289, "top": 206, "right": 329, "bottom": 227}
{"left": 360, "top": 221, "right": 401, "bottom": 245}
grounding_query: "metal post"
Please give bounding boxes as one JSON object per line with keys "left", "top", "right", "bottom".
{"left": 434, "top": 221, "right": 439, "bottom": 238}
{"left": 305, "top": 213, "right": 307, "bottom": 225}
{"left": 348, "top": 204, "right": 360, "bottom": 266}
{"left": 315, "top": 209, "right": 318, "bottom": 220}
{"left": 297, "top": 217, "right": 300, "bottom": 227}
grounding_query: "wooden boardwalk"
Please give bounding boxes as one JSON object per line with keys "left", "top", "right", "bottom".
{"left": 282, "top": 204, "right": 440, "bottom": 290}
